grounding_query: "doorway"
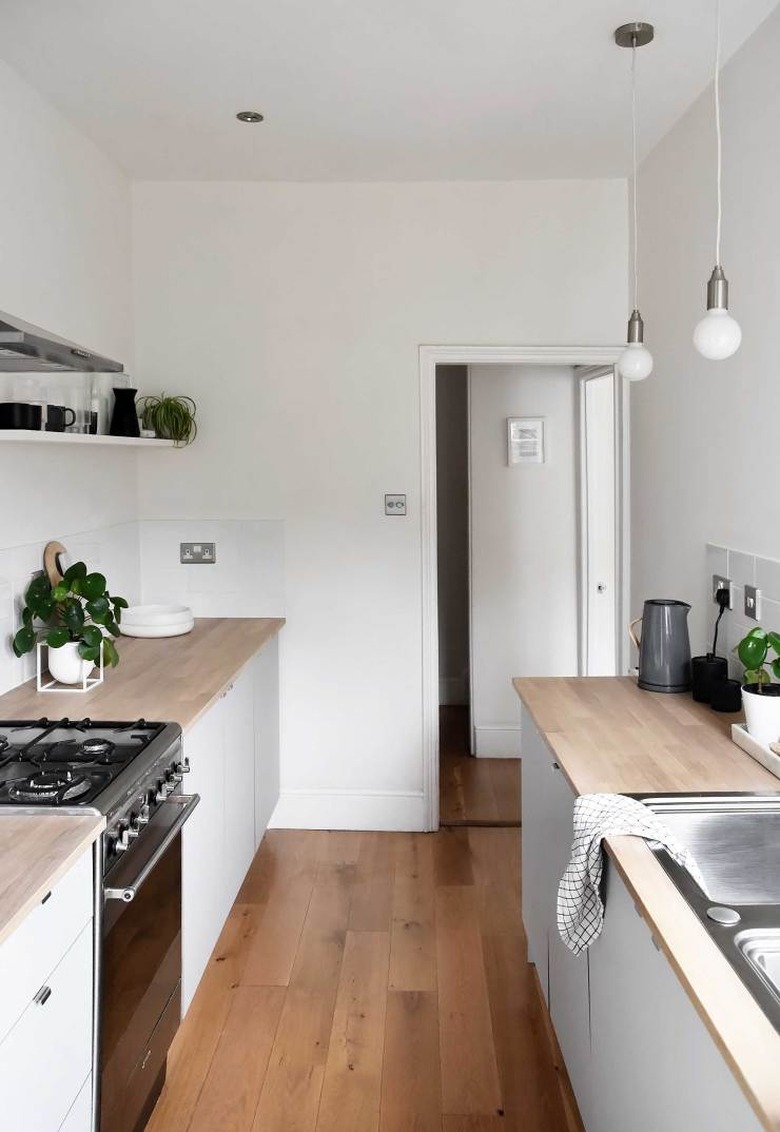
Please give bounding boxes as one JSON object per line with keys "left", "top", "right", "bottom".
{"left": 420, "top": 346, "right": 628, "bottom": 831}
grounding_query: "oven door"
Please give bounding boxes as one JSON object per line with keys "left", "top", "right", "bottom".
{"left": 99, "top": 794, "right": 199, "bottom": 1132}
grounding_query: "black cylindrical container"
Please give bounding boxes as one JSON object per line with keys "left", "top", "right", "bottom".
{"left": 691, "top": 654, "right": 728, "bottom": 703}
{"left": 710, "top": 677, "right": 743, "bottom": 713}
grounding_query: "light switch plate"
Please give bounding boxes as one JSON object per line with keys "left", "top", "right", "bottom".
{"left": 384, "top": 494, "right": 407, "bottom": 516}
{"left": 180, "top": 542, "right": 216, "bottom": 564}
{"left": 745, "top": 584, "right": 761, "bottom": 621}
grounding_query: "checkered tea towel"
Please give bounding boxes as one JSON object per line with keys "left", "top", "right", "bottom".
{"left": 557, "top": 793, "right": 705, "bottom": 955}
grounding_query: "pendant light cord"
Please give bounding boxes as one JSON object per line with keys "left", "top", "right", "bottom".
{"left": 715, "top": 0, "right": 723, "bottom": 266}
{"left": 631, "top": 40, "right": 639, "bottom": 309}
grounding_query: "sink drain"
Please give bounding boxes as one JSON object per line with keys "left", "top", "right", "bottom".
{"left": 706, "top": 906, "right": 741, "bottom": 926}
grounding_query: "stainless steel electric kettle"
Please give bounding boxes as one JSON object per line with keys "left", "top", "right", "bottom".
{"left": 628, "top": 599, "right": 692, "bottom": 693}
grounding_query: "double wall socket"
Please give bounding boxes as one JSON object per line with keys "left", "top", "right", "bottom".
{"left": 180, "top": 542, "right": 216, "bottom": 564}
{"left": 712, "top": 574, "right": 734, "bottom": 609}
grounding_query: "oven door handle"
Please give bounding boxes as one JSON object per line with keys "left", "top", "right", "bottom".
{"left": 104, "top": 793, "right": 200, "bottom": 903}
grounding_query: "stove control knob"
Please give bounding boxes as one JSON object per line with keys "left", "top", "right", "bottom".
{"left": 138, "top": 801, "right": 151, "bottom": 825}
{"left": 116, "top": 825, "right": 131, "bottom": 852}
{"left": 154, "top": 780, "right": 166, "bottom": 803}
{"left": 175, "top": 761, "right": 190, "bottom": 775}
{"left": 127, "top": 816, "right": 141, "bottom": 839}
{"left": 170, "top": 767, "right": 183, "bottom": 785}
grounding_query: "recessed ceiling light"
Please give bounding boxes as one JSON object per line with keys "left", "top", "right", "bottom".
{"left": 236, "top": 110, "right": 264, "bottom": 123}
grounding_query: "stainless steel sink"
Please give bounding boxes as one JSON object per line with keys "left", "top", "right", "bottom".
{"left": 632, "top": 793, "right": 780, "bottom": 1031}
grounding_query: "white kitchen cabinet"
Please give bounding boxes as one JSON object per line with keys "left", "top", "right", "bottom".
{"left": 223, "top": 665, "right": 256, "bottom": 909}
{"left": 253, "top": 633, "right": 280, "bottom": 844}
{"left": 520, "top": 705, "right": 592, "bottom": 1122}
{"left": 182, "top": 695, "right": 226, "bottom": 1011}
{"left": 588, "top": 864, "right": 764, "bottom": 1132}
{"left": 1, "top": 921, "right": 93, "bottom": 1132}
{"left": 59, "top": 1075, "right": 92, "bottom": 1132}
{"left": 182, "top": 640, "right": 281, "bottom": 1013}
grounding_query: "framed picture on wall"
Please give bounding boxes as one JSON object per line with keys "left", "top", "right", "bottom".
{"left": 507, "top": 417, "right": 545, "bottom": 465}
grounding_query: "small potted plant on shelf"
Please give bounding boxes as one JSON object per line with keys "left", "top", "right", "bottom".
{"left": 736, "top": 626, "right": 780, "bottom": 744}
{"left": 138, "top": 393, "right": 197, "bottom": 446}
{"left": 12, "top": 563, "right": 127, "bottom": 685}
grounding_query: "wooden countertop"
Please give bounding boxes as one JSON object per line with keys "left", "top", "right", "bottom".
{"left": 0, "top": 814, "right": 104, "bottom": 947}
{"left": 513, "top": 676, "right": 780, "bottom": 1131}
{"left": 0, "top": 617, "right": 284, "bottom": 950}
{"left": 0, "top": 617, "right": 285, "bottom": 732}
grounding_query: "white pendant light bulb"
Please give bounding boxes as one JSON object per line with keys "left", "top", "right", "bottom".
{"left": 693, "top": 0, "right": 741, "bottom": 361}
{"left": 619, "top": 311, "right": 654, "bottom": 381}
{"left": 615, "top": 23, "right": 654, "bottom": 382}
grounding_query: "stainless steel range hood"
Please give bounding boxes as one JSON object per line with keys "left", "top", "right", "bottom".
{"left": 0, "top": 311, "right": 123, "bottom": 373}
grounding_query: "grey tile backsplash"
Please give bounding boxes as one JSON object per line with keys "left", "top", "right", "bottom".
{"left": 706, "top": 544, "right": 780, "bottom": 681}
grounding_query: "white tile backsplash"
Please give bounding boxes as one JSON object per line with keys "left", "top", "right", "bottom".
{"left": 0, "top": 516, "right": 285, "bottom": 695}
{"left": 729, "top": 550, "right": 756, "bottom": 589}
{"left": 139, "top": 520, "right": 285, "bottom": 617}
{"left": 707, "top": 543, "right": 780, "bottom": 681}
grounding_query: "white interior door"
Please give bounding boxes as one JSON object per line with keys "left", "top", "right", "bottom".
{"left": 581, "top": 370, "right": 617, "bottom": 675}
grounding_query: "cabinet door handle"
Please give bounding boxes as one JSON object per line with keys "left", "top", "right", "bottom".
{"left": 34, "top": 985, "right": 52, "bottom": 1006}
{"left": 551, "top": 762, "right": 560, "bottom": 771}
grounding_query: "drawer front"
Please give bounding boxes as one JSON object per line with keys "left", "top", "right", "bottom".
{"left": 1, "top": 921, "right": 94, "bottom": 1132}
{"left": 0, "top": 844, "right": 93, "bottom": 1043}
{"left": 59, "top": 1075, "right": 92, "bottom": 1132}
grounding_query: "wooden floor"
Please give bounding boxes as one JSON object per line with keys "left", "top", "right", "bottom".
{"left": 147, "top": 826, "right": 570, "bottom": 1132}
{"left": 439, "top": 706, "right": 521, "bottom": 826}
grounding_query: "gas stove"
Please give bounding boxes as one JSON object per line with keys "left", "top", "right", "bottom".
{"left": 0, "top": 716, "right": 185, "bottom": 872}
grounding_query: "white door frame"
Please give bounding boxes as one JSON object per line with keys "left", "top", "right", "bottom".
{"left": 420, "top": 345, "right": 627, "bottom": 832}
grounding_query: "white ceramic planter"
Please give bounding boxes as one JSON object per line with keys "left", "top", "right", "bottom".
{"left": 742, "top": 684, "right": 780, "bottom": 746}
{"left": 48, "top": 641, "right": 95, "bottom": 686}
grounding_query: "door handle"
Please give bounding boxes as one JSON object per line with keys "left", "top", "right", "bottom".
{"left": 34, "top": 985, "right": 52, "bottom": 1006}
{"left": 104, "top": 794, "right": 200, "bottom": 903}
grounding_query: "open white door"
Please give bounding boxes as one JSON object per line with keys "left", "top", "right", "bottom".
{"left": 579, "top": 368, "right": 618, "bottom": 676}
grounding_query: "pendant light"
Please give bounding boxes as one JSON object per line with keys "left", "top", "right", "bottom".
{"left": 615, "top": 22, "right": 655, "bottom": 382}
{"left": 693, "top": 0, "right": 741, "bottom": 360}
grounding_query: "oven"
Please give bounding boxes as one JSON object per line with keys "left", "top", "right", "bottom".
{"left": 99, "top": 777, "right": 199, "bottom": 1132}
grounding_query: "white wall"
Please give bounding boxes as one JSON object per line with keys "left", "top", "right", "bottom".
{"left": 0, "top": 57, "right": 137, "bottom": 687}
{"left": 633, "top": 6, "right": 780, "bottom": 657}
{"left": 469, "top": 365, "right": 578, "bottom": 756}
{"left": 436, "top": 366, "right": 469, "bottom": 706}
{"left": 132, "top": 179, "right": 627, "bottom": 829}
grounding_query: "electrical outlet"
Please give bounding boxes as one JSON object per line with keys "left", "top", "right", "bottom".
{"left": 745, "top": 584, "right": 761, "bottom": 621}
{"left": 712, "top": 574, "right": 733, "bottom": 609}
{"left": 384, "top": 494, "right": 407, "bottom": 516}
{"left": 180, "top": 542, "right": 216, "bottom": 564}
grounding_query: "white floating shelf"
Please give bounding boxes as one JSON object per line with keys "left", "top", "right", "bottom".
{"left": 0, "top": 430, "right": 174, "bottom": 448}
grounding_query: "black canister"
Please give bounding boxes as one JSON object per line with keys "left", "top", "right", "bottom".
{"left": 691, "top": 654, "right": 729, "bottom": 703}
{"left": 710, "top": 678, "right": 743, "bottom": 713}
{"left": 109, "top": 387, "right": 140, "bottom": 437}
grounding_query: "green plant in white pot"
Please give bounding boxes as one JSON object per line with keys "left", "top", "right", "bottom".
{"left": 737, "top": 627, "right": 780, "bottom": 745}
{"left": 12, "top": 563, "right": 126, "bottom": 685}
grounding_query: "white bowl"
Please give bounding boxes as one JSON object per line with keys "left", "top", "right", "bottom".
{"left": 122, "top": 604, "right": 193, "bottom": 627}
{"left": 121, "top": 618, "right": 195, "bottom": 639}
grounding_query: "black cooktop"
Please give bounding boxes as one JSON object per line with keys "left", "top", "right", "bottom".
{"left": 0, "top": 718, "right": 166, "bottom": 807}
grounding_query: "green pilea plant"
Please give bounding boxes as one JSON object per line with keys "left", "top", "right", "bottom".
{"left": 12, "top": 562, "right": 127, "bottom": 668}
{"left": 736, "top": 626, "right": 780, "bottom": 689}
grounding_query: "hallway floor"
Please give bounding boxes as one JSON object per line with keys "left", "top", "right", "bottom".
{"left": 439, "top": 706, "right": 521, "bottom": 826}
{"left": 147, "top": 825, "right": 571, "bottom": 1132}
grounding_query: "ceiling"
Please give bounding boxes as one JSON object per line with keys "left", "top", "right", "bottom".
{"left": 0, "top": 0, "right": 776, "bottom": 181}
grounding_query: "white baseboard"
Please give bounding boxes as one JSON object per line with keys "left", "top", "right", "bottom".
{"left": 439, "top": 676, "right": 469, "bottom": 705}
{"left": 473, "top": 725, "right": 521, "bottom": 759}
{"left": 269, "top": 788, "right": 426, "bottom": 832}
